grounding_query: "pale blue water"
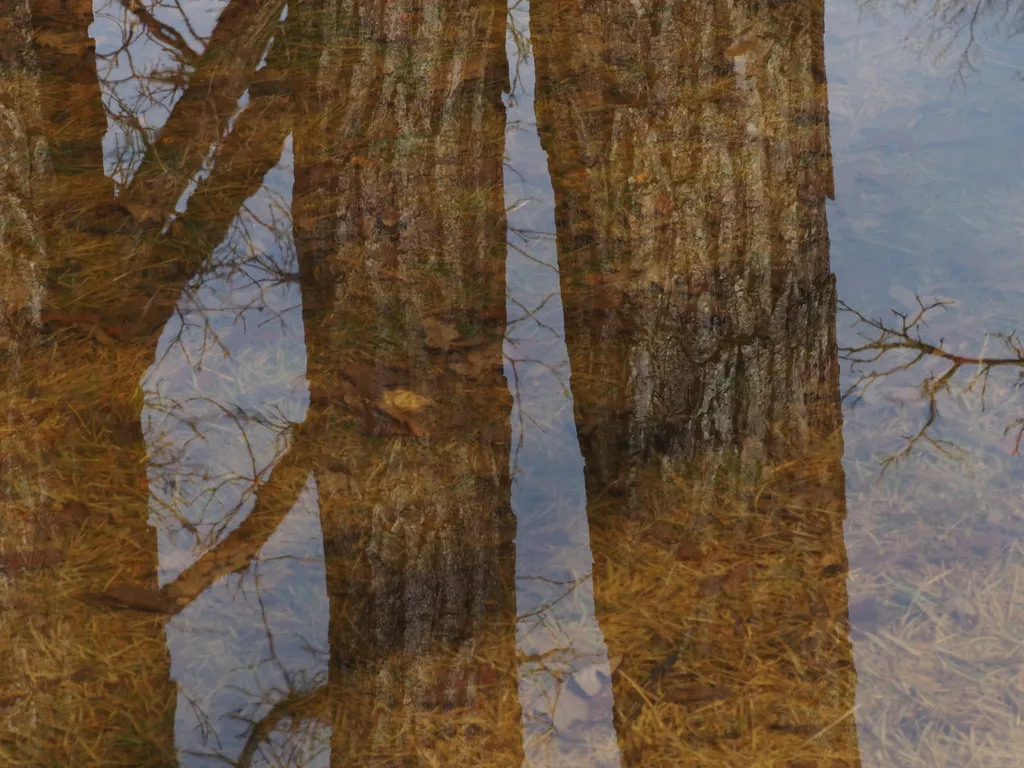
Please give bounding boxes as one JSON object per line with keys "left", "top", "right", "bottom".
{"left": 501, "top": 1, "right": 620, "bottom": 763}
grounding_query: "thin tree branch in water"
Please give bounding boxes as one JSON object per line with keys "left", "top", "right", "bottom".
{"left": 159, "top": 427, "right": 313, "bottom": 612}
{"left": 121, "top": 0, "right": 287, "bottom": 213}
{"left": 233, "top": 684, "right": 329, "bottom": 768}
{"left": 840, "top": 297, "right": 1024, "bottom": 467}
{"left": 117, "top": 0, "right": 201, "bottom": 66}
{"left": 862, "top": 0, "right": 1024, "bottom": 84}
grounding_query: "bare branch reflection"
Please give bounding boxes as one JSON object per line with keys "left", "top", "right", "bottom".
{"left": 842, "top": 298, "right": 1024, "bottom": 465}
{"left": 862, "top": 0, "right": 1024, "bottom": 80}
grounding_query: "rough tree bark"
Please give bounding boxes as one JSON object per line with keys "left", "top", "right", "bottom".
{"left": 289, "top": 0, "right": 522, "bottom": 762}
{"left": 0, "top": 0, "right": 45, "bottom": 352}
{"left": 533, "top": 0, "right": 859, "bottom": 762}
{"left": 0, "top": 0, "right": 179, "bottom": 763}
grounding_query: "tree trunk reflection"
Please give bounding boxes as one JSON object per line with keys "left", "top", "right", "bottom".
{"left": 291, "top": 0, "right": 522, "bottom": 761}
{"left": 533, "top": 0, "right": 859, "bottom": 762}
{"left": 2, "top": 0, "right": 178, "bottom": 762}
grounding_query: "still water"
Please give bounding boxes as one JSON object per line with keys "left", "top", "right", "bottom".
{"left": 1, "top": 0, "right": 1023, "bottom": 764}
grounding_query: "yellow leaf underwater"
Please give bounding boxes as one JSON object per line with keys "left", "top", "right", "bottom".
{"left": 380, "top": 388, "right": 433, "bottom": 413}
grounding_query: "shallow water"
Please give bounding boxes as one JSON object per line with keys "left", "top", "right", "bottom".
{"left": 2, "top": 0, "right": 1024, "bottom": 764}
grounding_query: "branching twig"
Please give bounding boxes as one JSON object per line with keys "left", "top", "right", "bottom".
{"left": 840, "top": 296, "right": 1024, "bottom": 467}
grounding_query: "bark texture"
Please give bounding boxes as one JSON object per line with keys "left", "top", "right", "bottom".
{"left": 0, "top": 0, "right": 46, "bottom": 353}
{"left": 290, "top": 0, "right": 521, "bottom": 761}
{"left": 0, "top": 0, "right": 179, "bottom": 763}
{"left": 533, "top": 0, "right": 858, "bottom": 762}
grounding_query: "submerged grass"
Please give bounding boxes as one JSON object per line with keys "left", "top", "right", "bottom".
{"left": 842, "top": 366, "right": 1024, "bottom": 767}
{"left": 0, "top": 374, "right": 177, "bottom": 765}
{"left": 582, "top": 447, "right": 859, "bottom": 767}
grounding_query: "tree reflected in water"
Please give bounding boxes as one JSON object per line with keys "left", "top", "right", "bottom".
{"left": 0, "top": 0, "right": 889, "bottom": 764}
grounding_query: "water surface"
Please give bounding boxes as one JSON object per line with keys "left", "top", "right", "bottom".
{"left": 2, "top": 0, "right": 1024, "bottom": 764}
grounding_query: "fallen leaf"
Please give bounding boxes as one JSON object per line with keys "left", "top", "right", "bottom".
{"left": 820, "top": 562, "right": 846, "bottom": 577}
{"left": 605, "top": 477, "right": 627, "bottom": 497}
{"left": 725, "top": 38, "right": 757, "bottom": 58}
{"left": 654, "top": 194, "right": 676, "bottom": 217}
{"left": 90, "top": 325, "right": 115, "bottom": 346}
{"left": 423, "top": 318, "right": 460, "bottom": 351}
{"left": 376, "top": 403, "right": 428, "bottom": 437}
{"left": 647, "top": 520, "right": 678, "bottom": 540}
{"left": 41, "top": 311, "right": 100, "bottom": 328}
{"left": 698, "top": 574, "right": 723, "bottom": 597}
{"left": 59, "top": 500, "right": 92, "bottom": 526}
{"left": 121, "top": 201, "right": 162, "bottom": 224}
{"left": 766, "top": 723, "right": 817, "bottom": 736}
{"left": 450, "top": 350, "right": 490, "bottom": 378}
{"left": 168, "top": 218, "right": 186, "bottom": 239}
{"left": 69, "top": 666, "right": 97, "bottom": 683}
{"left": 474, "top": 663, "right": 498, "bottom": 688}
{"left": 109, "top": 419, "right": 143, "bottom": 446}
{"left": 675, "top": 542, "right": 703, "bottom": 562}
{"left": 402, "top": 419, "right": 427, "bottom": 438}
{"left": 339, "top": 360, "right": 381, "bottom": 398}
{"left": 35, "top": 31, "right": 95, "bottom": 55}
{"left": 380, "top": 388, "right": 433, "bottom": 413}
{"left": 449, "top": 675, "right": 469, "bottom": 707}
{"left": 376, "top": 268, "right": 408, "bottom": 282}
{"left": 309, "top": 381, "right": 360, "bottom": 404}
{"left": 460, "top": 53, "right": 490, "bottom": 80}
{"left": 351, "top": 155, "right": 375, "bottom": 168}
{"left": 723, "top": 562, "right": 755, "bottom": 594}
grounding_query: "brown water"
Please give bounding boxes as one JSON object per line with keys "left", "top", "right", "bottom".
{"left": 2, "top": 0, "right": 1024, "bottom": 764}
